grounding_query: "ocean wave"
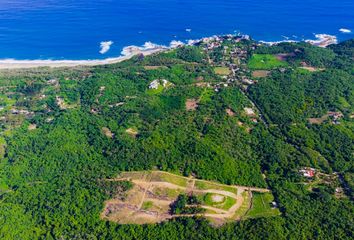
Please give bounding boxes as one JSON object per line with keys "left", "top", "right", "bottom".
{"left": 339, "top": 28, "right": 351, "bottom": 33}
{"left": 121, "top": 42, "right": 167, "bottom": 56}
{"left": 99, "top": 41, "right": 113, "bottom": 54}
{"left": 260, "top": 34, "right": 337, "bottom": 48}
{"left": 169, "top": 40, "right": 184, "bottom": 48}
{"left": 0, "top": 42, "right": 167, "bottom": 69}
{"left": 120, "top": 40, "right": 188, "bottom": 56}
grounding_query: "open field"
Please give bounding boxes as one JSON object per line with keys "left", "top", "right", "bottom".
{"left": 214, "top": 67, "right": 231, "bottom": 75}
{"left": 248, "top": 54, "right": 288, "bottom": 70}
{"left": 146, "top": 84, "right": 164, "bottom": 95}
{"left": 252, "top": 70, "right": 270, "bottom": 78}
{"left": 143, "top": 66, "right": 168, "bottom": 70}
{"left": 244, "top": 192, "right": 280, "bottom": 219}
{"left": 308, "top": 114, "right": 329, "bottom": 124}
{"left": 101, "top": 171, "right": 277, "bottom": 225}
{"left": 298, "top": 66, "right": 325, "bottom": 72}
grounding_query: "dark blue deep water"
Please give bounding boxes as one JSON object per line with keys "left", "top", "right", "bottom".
{"left": 0, "top": 0, "right": 353, "bottom": 60}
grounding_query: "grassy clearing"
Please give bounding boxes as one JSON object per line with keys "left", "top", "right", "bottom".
{"left": 214, "top": 67, "right": 231, "bottom": 75}
{"left": 151, "top": 172, "right": 189, "bottom": 187}
{"left": 146, "top": 84, "right": 164, "bottom": 95}
{"left": 142, "top": 201, "right": 154, "bottom": 210}
{"left": 202, "top": 193, "right": 236, "bottom": 210}
{"left": 204, "top": 208, "right": 219, "bottom": 214}
{"left": 154, "top": 187, "right": 183, "bottom": 198}
{"left": 338, "top": 96, "right": 351, "bottom": 109}
{"left": 0, "top": 136, "right": 6, "bottom": 158}
{"left": 248, "top": 54, "right": 288, "bottom": 70}
{"left": 296, "top": 67, "right": 314, "bottom": 74}
{"left": 203, "top": 193, "right": 225, "bottom": 205}
{"left": 195, "top": 180, "right": 238, "bottom": 194}
{"left": 233, "top": 191, "right": 251, "bottom": 219}
{"left": 222, "top": 196, "right": 237, "bottom": 210}
{"left": 0, "top": 179, "right": 8, "bottom": 192}
{"left": 245, "top": 192, "right": 280, "bottom": 218}
{"left": 119, "top": 171, "right": 148, "bottom": 180}
{"left": 199, "top": 88, "right": 214, "bottom": 103}
{"left": 0, "top": 94, "right": 16, "bottom": 111}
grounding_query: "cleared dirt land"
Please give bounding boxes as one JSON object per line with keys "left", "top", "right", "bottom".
{"left": 101, "top": 171, "right": 280, "bottom": 225}
{"left": 252, "top": 70, "right": 270, "bottom": 78}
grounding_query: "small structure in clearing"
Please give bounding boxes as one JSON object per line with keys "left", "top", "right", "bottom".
{"left": 308, "top": 111, "right": 343, "bottom": 125}
{"left": 149, "top": 79, "right": 172, "bottom": 90}
{"left": 299, "top": 167, "right": 316, "bottom": 178}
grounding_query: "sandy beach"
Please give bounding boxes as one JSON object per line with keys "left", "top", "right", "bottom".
{"left": 0, "top": 48, "right": 165, "bottom": 70}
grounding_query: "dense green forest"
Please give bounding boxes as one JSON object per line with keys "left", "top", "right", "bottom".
{"left": 0, "top": 37, "right": 353, "bottom": 239}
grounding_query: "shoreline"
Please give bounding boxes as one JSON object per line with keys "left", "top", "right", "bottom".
{"left": 0, "top": 33, "right": 342, "bottom": 70}
{"left": 0, "top": 48, "right": 166, "bottom": 70}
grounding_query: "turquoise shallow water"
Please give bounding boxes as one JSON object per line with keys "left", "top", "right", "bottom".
{"left": 0, "top": 0, "right": 353, "bottom": 60}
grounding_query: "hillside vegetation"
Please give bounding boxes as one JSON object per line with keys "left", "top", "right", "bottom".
{"left": 0, "top": 37, "right": 353, "bottom": 239}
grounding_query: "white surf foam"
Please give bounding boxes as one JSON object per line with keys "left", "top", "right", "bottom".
{"left": 120, "top": 41, "right": 168, "bottom": 56}
{"left": 305, "top": 34, "right": 337, "bottom": 47}
{"left": 169, "top": 40, "right": 184, "bottom": 48}
{"left": 260, "top": 33, "right": 337, "bottom": 48}
{"left": 339, "top": 28, "right": 351, "bottom": 33}
{"left": 99, "top": 41, "right": 114, "bottom": 54}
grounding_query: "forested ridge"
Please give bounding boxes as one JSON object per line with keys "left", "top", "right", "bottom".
{"left": 0, "top": 37, "right": 353, "bottom": 239}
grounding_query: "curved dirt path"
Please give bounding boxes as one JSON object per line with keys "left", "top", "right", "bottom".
{"left": 107, "top": 171, "right": 270, "bottom": 223}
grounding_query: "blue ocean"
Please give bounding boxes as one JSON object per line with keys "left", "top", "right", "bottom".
{"left": 0, "top": 0, "right": 353, "bottom": 60}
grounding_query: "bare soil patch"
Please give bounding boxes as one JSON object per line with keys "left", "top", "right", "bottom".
{"left": 244, "top": 107, "right": 256, "bottom": 116}
{"left": 126, "top": 128, "right": 138, "bottom": 137}
{"left": 308, "top": 114, "right": 329, "bottom": 124}
{"left": 211, "top": 194, "right": 225, "bottom": 203}
{"left": 252, "top": 70, "right": 270, "bottom": 78}
{"left": 28, "top": 124, "right": 37, "bottom": 130}
{"left": 299, "top": 66, "right": 325, "bottom": 72}
{"left": 102, "top": 127, "right": 114, "bottom": 138}
{"left": 101, "top": 171, "right": 273, "bottom": 225}
{"left": 195, "top": 82, "right": 211, "bottom": 88}
{"left": 186, "top": 99, "right": 199, "bottom": 111}
{"left": 226, "top": 108, "right": 235, "bottom": 116}
{"left": 196, "top": 76, "right": 204, "bottom": 81}
{"left": 275, "top": 53, "right": 295, "bottom": 61}
{"left": 143, "top": 66, "right": 168, "bottom": 70}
